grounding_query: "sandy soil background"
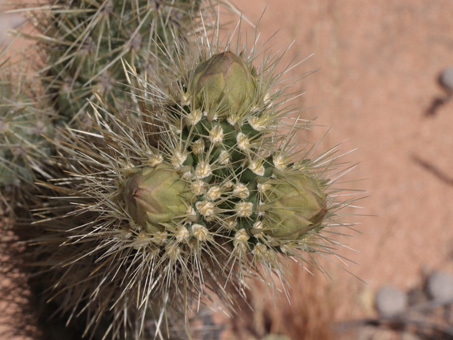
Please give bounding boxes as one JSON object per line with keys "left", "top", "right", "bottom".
{"left": 232, "top": 0, "right": 453, "bottom": 288}
{"left": 1, "top": 0, "right": 453, "bottom": 339}
{"left": 227, "top": 0, "right": 453, "bottom": 338}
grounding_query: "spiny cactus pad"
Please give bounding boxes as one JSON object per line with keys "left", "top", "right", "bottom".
{"left": 0, "top": 71, "right": 54, "bottom": 189}
{"left": 20, "top": 0, "right": 203, "bottom": 122}
{"left": 28, "top": 36, "right": 355, "bottom": 338}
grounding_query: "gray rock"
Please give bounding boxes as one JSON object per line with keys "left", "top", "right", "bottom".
{"left": 439, "top": 68, "right": 453, "bottom": 91}
{"left": 375, "top": 285, "right": 408, "bottom": 317}
{"left": 426, "top": 271, "right": 453, "bottom": 301}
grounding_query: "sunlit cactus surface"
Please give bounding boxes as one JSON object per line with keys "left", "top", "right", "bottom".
{"left": 0, "top": 2, "right": 360, "bottom": 339}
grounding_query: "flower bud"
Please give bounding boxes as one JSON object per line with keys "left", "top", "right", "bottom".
{"left": 123, "top": 163, "right": 192, "bottom": 234}
{"left": 190, "top": 51, "right": 255, "bottom": 112}
{"left": 259, "top": 172, "right": 328, "bottom": 240}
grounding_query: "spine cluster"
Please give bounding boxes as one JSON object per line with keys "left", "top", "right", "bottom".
{"left": 0, "top": 68, "right": 54, "bottom": 209}
{"left": 0, "top": 1, "right": 358, "bottom": 339}
{"left": 32, "top": 45, "right": 343, "bottom": 339}
{"left": 33, "top": 0, "right": 202, "bottom": 122}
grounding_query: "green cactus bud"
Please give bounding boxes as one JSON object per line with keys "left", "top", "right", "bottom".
{"left": 260, "top": 172, "right": 328, "bottom": 240}
{"left": 123, "top": 163, "right": 192, "bottom": 234}
{"left": 190, "top": 51, "right": 255, "bottom": 113}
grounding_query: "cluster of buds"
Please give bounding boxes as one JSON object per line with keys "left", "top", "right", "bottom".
{"left": 110, "top": 50, "right": 335, "bottom": 326}
{"left": 0, "top": 1, "right": 355, "bottom": 340}
{"left": 24, "top": 38, "right": 350, "bottom": 340}
{"left": 122, "top": 50, "right": 330, "bottom": 254}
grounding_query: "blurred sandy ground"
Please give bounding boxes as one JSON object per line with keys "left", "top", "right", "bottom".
{"left": 229, "top": 0, "right": 453, "bottom": 332}
{"left": 0, "top": 1, "right": 24, "bottom": 45}
{"left": 1, "top": 3, "right": 40, "bottom": 339}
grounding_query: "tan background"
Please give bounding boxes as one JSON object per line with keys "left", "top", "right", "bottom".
{"left": 2, "top": 0, "right": 453, "bottom": 338}
{"left": 227, "top": 0, "right": 453, "bottom": 335}
{"left": 233, "top": 0, "right": 453, "bottom": 286}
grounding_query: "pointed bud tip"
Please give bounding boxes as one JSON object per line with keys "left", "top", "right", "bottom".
{"left": 191, "top": 51, "right": 255, "bottom": 112}
{"left": 123, "top": 163, "right": 192, "bottom": 235}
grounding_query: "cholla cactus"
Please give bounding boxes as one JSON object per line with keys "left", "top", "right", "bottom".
{"left": 1, "top": 0, "right": 214, "bottom": 213}
{"left": 16, "top": 0, "right": 206, "bottom": 123}
{"left": 29, "top": 23, "right": 357, "bottom": 339}
{"left": 0, "top": 64, "right": 54, "bottom": 213}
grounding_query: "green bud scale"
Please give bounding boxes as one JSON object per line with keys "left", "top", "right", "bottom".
{"left": 123, "top": 164, "right": 192, "bottom": 233}
{"left": 190, "top": 51, "right": 256, "bottom": 112}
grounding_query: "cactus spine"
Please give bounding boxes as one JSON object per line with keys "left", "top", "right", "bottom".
{"left": 28, "top": 30, "right": 353, "bottom": 338}
{"left": 0, "top": 64, "right": 55, "bottom": 214}
{"left": 0, "top": 2, "right": 359, "bottom": 339}
{"left": 21, "top": 0, "right": 204, "bottom": 123}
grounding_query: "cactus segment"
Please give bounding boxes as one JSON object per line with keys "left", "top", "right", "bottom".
{"left": 24, "top": 0, "right": 203, "bottom": 122}
{"left": 24, "top": 42, "right": 350, "bottom": 340}
{"left": 2, "top": 5, "right": 359, "bottom": 335}
{"left": 0, "top": 71, "right": 54, "bottom": 188}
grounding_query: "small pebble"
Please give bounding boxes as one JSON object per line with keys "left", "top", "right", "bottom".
{"left": 439, "top": 68, "right": 453, "bottom": 91}
{"left": 426, "top": 271, "right": 453, "bottom": 301}
{"left": 375, "top": 285, "right": 408, "bottom": 317}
